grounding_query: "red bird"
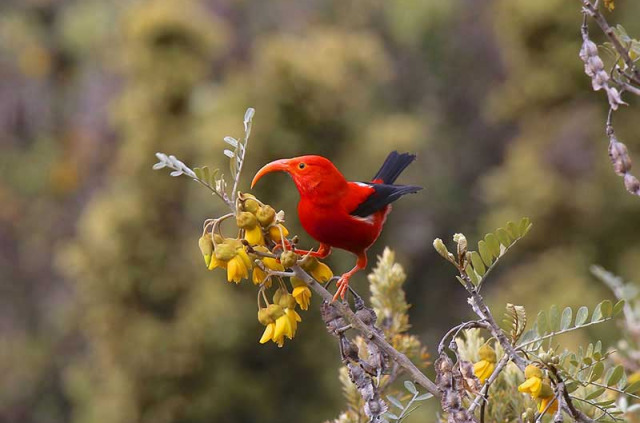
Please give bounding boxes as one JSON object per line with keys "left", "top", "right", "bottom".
{"left": 251, "top": 151, "right": 421, "bottom": 301}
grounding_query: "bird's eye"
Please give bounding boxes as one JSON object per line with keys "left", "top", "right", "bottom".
{"left": 298, "top": 163, "right": 306, "bottom": 170}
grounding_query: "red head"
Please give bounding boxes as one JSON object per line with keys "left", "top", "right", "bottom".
{"left": 251, "top": 155, "right": 348, "bottom": 198}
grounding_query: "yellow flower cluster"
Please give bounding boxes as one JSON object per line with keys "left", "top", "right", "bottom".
{"left": 518, "top": 365, "right": 558, "bottom": 415}
{"left": 197, "top": 192, "right": 333, "bottom": 347}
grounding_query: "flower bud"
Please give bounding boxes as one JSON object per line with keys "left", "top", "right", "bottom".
{"left": 256, "top": 205, "right": 276, "bottom": 227}
{"left": 283, "top": 293, "right": 297, "bottom": 310}
{"left": 198, "top": 234, "right": 214, "bottom": 266}
{"left": 243, "top": 198, "right": 260, "bottom": 214}
{"left": 273, "top": 288, "right": 285, "bottom": 306}
{"left": 433, "top": 238, "right": 455, "bottom": 263}
{"left": 280, "top": 251, "right": 298, "bottom": 268}
{"left": 213, "top": 233, "right": 224, "bottom": 244}
{"left": 624, "top": 174, "right": 640, "bottom": 195}
{"left": 214, "top": 243, "right": 236, "bottom": 261}
{"left": 236, "top": 211, "right": 258, "bottom": 229}
{"left": 453, "top": 233, "right": 467, "bottom": 259}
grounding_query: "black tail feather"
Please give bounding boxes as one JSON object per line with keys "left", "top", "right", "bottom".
{"left": 372, "top": 151, "right": 417, "bottom": 184}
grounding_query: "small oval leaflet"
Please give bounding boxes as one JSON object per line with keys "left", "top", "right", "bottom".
{"left": 560, "top": 307, "right": 572, "bottom": 330}
{"left": 404, "top": 380, "right": 417, "bottom": 395}
{"left": 575, "top": 306, "right": 589, "bottom": 326}
{"left": 590, "top": 361, "right": 605, "bottom": 382}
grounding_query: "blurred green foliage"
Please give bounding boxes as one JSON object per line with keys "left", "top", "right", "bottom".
{"left": 1, "top": 0, "right": 640, "bottom": 422}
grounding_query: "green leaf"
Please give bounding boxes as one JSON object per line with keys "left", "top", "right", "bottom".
{"left": 485, "top": 233, "right": 501, "bottom": 257}
{"left": 467, "top": 267, "right": 479, "bottom": 286}
{"left": 585, "top": 386, "right": 606, "bottom": 400}
{"left": 592, "top": 302, "right": 604, "bottom": 323}
{"left": 478, "top": 240, "right": 493, "bottom": 267}
{"left": 470, "top": 252, "right": 486, "bottom": 276}
{"left": 537, "top": 311, "right": 547, "bottom": 336}
{"left": 590, "top": 362, "right": 605, "bottom": 382}
{"left": 507, "top": 221, "right": 519, "bottom": 238}
{"left": 519, "top": 217, "right": 532, "bottom": 236}
{"left": 194, "top": 167, "right": 204, "bottom": 180}
{"left": 455, "top": 276, "right": 467, "bottom": 287}
{"left": 404, "top": 381, "right": 417, "bottom": 395}
{"left": 625, "top": 380, "right": 640, "bottom": 394}
{"left": 583, "top": 356, "right": 593, "bottom": 365}
{"left": 387, "top": 395, "right": 403, "bottom": 409}
{"left": 600, "top": 300, "right": 613, "bottom": 318}
{"left": 560, "top": 307, "right": 573, "bottom": 330}
{"left": 594, "top": 340, "right": 602, "bottom": 354}
{"left": 565, "top": 381, "right": 579, "bottom": 393}
{"left": 549, "top": 305, "right": 560, "bottom": 332}
{"left": 607, "top": 365, "right": 624, "bottom": 387}
{"left": 202, "top": 166, "right": 211, "bottom": 184}
{"left": 415, "top": 393, "right": 433, "bottom": 401}
{"left": 575, "top": 306, "right": 589, "bottom": 326}
{"left": 613, "top": 300, "right": 625, "bottom": 316}
{"left": 496, "top": 228, "right": 511, "bottom": 246}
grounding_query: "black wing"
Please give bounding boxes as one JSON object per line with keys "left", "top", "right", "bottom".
{"left": 350, "top": 183, "right": 422, "bottom": 217}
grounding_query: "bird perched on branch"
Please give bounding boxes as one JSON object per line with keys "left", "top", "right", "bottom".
{"left": 251, "top": 151, "right": 422, "bottom": 301}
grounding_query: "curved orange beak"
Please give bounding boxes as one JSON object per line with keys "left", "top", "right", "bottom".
{"left": 251, "top": 159, "right": 291, "bottom": 188}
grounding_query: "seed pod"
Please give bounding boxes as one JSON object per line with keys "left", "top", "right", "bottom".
{"left": 609, "top": 140, "right": 632, "bottom": 175}
{"left": 624, "top": 173, "right": 640, "bottom": 194}
{"left": 236, "top": 211, "right": 258, "bottom": 229}
{"left": 256, "top": 205, "right": 276, "bottom": 227}
{"left": 280, "top": 251, "right": 298, "bottom": 268}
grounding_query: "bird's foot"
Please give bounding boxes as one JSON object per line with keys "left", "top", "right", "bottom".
{"left": 332, "top": 275, "right": 350, "bottom": 302}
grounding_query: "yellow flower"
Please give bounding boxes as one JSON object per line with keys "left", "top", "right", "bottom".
{"left": 301, "top": 256, "right": 333, "bottom": 282}
{"left": 244, "top": 225, "right": 264, "bottom": 245}
{"left": 208, "top": 254, "right": 227, "bottom": 270}
{"left": 269, "top": 224, "right": 289, "bottom": 242}
{"left": 473, "top": 360, "right": 494, "bottom": 384}
{"left": 273, "top": 313, "right": 293, "bottom": 346}
{"left": 538, "top": 395, "right": 558, "bottom": 415}
{"left": 473, "top": 344, "right": 497, "bottom": 383}
{"left": 291, "top": 277, "right": 311, "bottom": 310}
{"left": 252, "top": 266, "right": 268, "bottom": 285}
{"left": 227, "top": 255, "right": 248, "bottom": 283}
{"left": 260, "top": 322, "right": 275, "bottom": 344}
{"left": 286, "top": 308, "right": 302, "bottom": 337}
{"left": 518, "top": 365, "right": 544, "bottom": 399}
{"left": 292, "top": 286, "right": 311, "bottom": 310}
{"left": 262, "top": 256, "right": 284, "bottom": 272}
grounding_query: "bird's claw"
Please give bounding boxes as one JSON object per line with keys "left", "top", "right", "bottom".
{"left": 332, "top": 277, "right": 349, "bottom": 302}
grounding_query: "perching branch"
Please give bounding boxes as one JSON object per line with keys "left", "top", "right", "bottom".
{"left": 292, "top": 265, "right": 441, "bottom": 398}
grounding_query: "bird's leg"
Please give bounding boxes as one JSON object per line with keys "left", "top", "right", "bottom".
{"left": 333, "top": 254, "right": 367, "bottom": 302}
{"left": 293, "top": 243, "right": 331, "bottom": 259}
